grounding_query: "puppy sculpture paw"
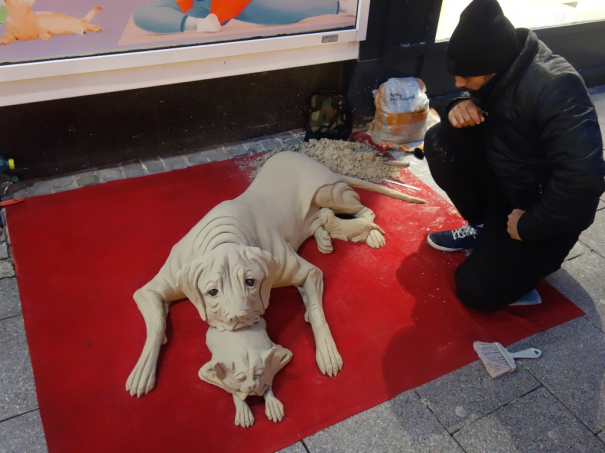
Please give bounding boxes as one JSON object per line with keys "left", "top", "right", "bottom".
{"left": 234, "top": 400, "right": 255, "bottom": 428}
{"left": 315, "top": 329, "right": 343, "bottom": 377}
{"left": 365, "top": 227, "right": 386, "bottom": 248}
{"left": 264, "top": 390, "right": 284, "bottom": 423}
{"left": 125, "top": 351, "right": 157, "bottom": 397}
{"left": 314, "top": 226, "right": 334, "bottom": 254}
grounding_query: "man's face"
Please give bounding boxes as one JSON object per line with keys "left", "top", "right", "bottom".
{"left": 455, "top": 74, "right": 497, "bottom": 91}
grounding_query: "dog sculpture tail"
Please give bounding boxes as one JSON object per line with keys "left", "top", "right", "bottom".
{"left": 341, "top": 176, "right": 426, "bottom": 204}
{"left": 82, "top": 7, "right": 102, "bottom": 22}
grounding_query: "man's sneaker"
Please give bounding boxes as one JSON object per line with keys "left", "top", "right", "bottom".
{"left": 509, "top": 289, "right": 542, "bottom": 306}
{"left": 427, "top": 224, "right": 482, "bottom": 252}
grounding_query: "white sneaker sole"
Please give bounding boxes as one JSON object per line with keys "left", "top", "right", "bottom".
{"left": 427, "top": 235, "right": 469, "bottom": 253}
{"left": 509, "top": 300, "right": 542, "bottom": 306}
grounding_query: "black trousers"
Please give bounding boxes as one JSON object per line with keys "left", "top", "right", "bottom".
{"left": 424, "top": 120, "right": 580, "bottom": 312}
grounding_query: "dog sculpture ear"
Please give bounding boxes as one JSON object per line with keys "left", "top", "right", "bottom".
{"left": 244, "top": 247, "right": 279, "bottom": 311}
{"left": 178, "top": 255, "right": 212, "bottom": 322}
{"left": 199, "top": 361, "right": 229, "bottom": 390}
{"left": 260, "top": 345, "right": 293, "bottom": 385}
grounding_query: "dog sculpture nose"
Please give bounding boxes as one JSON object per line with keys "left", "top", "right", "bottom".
{"left": 226, "top": 311, "right": 250, "bottom": 324}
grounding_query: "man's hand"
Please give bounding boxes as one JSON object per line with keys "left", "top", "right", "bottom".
{"left": 507, "top": 209, "right": 526, "bottom": 241}
{"left": 448, "top": 100, "right": 485, "bottom": 128}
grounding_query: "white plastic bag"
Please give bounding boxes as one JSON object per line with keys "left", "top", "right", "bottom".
{"left": 369, "top": 77, "right": 431, "bottom": 145}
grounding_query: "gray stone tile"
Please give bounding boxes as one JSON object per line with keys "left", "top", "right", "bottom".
{"left": 259, "top": 139, "right": 284, "bottom": 151}
{"left": 599, "top": 199, "right": 605, "bottom": 211}
{"left": 26, "top": 182, "right": 53, "bottom": 198}
{"left": 0, "top": 243, "right": 7, "bottom": 260}
{"left": 0, "top": 229, "right": 5, "bottom": 243}
{"left": 512, "top": 318, "right": 605, "bottom": 433}
{"left": 75, "top": 173, "right": 100, "bottom": 188}
{"left": 599, "top": 430, "right": 605, "bottom": 444}
{"left": 161, "top": 156, "right": 188, "bottom": 171}
{"left": 243, "top": 141, "right": 266, "bottom": 154}
{"left": 0, "top": 261, "right": 14, "bottom": 279}
{"left": 546, "top": 251, "right": 605, "bottom": 330}
{"left": 9, "top": 189, "right": 28, "bottom": 200}
{"left": 566, "top": 240, "right": 589, "bottom": 261}
{"left": 281, "top": 138, "right": 302, "bottom": 146}
{"left": 224, "top": 145, "right": 250, "bottom": 158}
{"left": 416, "top": 361, "right": 540, "bottom": 433}
{"left": 121, "top": 162, "right": 147, "bottom": 179}
{"left": 303, "top": 390, "right": 463, "bottom": 453}
{"left": 0, "top": 410, "right": 47, "bottom": 453}
{"left": 201, "top": 149, "right": 229, "bottom": 163}
{"left": 141, "top": 158, "right": 166, "bottom": 175}
{"left": 97, "top": 168, "right": 123, "bottom": 182}
{"left": 277, "top": 442, "right": 307, "bottom": 453}
{"left": 50, "top": 176, "right": 76, "bottom": 191}
{"left": 454, "top": 387, "right": 605, "bottom": 453}
{"left": 581, "top": 210, "right": 605, "bottom": 258}
{"left": 0, "top": 316, "right": 38, "bottom": 420}
{"left": 0, "top": 278, "right": 20, "bottom": 320}
{"left": 184, "top": 152, "right": 211, "bottom": 166}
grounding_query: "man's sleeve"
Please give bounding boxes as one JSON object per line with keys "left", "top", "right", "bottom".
{"left": 517, "top": 73, "right": 605, "bottom": 241}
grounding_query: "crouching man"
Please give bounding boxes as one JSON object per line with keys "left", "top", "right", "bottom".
{"left": 424, "top": 0, "right": 605, "bottom": 312}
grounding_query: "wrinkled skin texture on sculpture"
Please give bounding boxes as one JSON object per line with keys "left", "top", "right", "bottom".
{"left": 126, "top": 152, "right": 425, "bottom": 399}
{"left": 199, "top": 318, "right": 292, "bottom": 427}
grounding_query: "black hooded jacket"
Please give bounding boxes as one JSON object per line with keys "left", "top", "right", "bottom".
{"left": 449, "top": 29, "right": 605, "bottom": 242}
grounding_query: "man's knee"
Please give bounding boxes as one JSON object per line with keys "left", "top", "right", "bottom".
{"left": 423, "top": 123, "right": 444, "bottom": 161}
{"left": 454, "top": 265, "right": 502, "bottom": 313}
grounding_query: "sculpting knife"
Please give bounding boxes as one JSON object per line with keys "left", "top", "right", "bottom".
{"left": 382, "top": 179, "right": 421, "bottom": 192}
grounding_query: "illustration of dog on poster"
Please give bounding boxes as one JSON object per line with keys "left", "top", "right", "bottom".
{"left": 0, "top": 0, "right": 101, "bottom": 45}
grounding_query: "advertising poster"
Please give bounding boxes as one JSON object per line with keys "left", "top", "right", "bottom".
{"left": 0, "top": 0, "right": 357, "bottom": 65}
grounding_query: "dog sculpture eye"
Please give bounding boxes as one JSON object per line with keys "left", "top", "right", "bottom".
{"left": 245, "top": 279, "right": 255, "bottom": 287}
{"left": 208, "top": 289, "right": 219, "bottom": 297}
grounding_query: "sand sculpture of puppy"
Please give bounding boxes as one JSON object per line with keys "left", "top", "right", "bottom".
{"left": 126, "top": 151, "right": 425, "bottom": 398}
{"left": 0, "top": 0, "right": 101, "bottom": 45}
{"left": 200, "top": 318, "right": 292, "bottom": 428}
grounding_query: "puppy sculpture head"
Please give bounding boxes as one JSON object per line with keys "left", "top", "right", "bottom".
{"left": 199, "top": 319, "right": 293, "bottom": 400}
{"left": 178, "top": 244, "right": 279, "bottom": 331}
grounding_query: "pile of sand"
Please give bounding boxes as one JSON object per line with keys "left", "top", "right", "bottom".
{"left": 245, "top": 138, "right": 401, "bottom": 182}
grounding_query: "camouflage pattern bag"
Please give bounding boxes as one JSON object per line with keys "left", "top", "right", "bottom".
{"left": 304, "top": 90, "right": 353, "bottom": 142}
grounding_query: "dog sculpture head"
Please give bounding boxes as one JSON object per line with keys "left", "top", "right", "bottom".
{"left": 178, "top": 244, "right": 279, "bottom": 331}
{"left": 199, "top": 319, "right": 293, "bottom": 400}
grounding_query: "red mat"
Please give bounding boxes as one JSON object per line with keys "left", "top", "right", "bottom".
{"left": 7, "top": 157, "right": 583, "bottom": 453}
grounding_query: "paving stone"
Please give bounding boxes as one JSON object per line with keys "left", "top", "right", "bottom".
{"left": 599, "top": 431, "right": 605, "bottom": 444}
{"left": 546, "top": 251, "right": 605, "bottom": 330}
{"left": 454, "top": 387, "right": 605, "bottom": 453}
{"left": 512, "top": 318, "right": 605, "bottom": 433}
{"left": 51, "top": 176, "right": 76, "bottom": 191}
{"left": 184, "top": 152, "right": 211, "bottom": 166}
{"left": 0, "top": 229, "right": 5, "bottom": 243}
{"left": 581, "top": 210, "right": 605, "bottom": 257}
{"left": 281, "top": 138, "right": 302, "bottom": 146}
{"left": 9, "top": 189, "right": 28, "bottom": 199}
{"left": 121, "top": 162, "right": 147, "bottom": 179}
{"left": 416, "top": 360, "right": 540, "bottom": 433}
{"left": 224, "top": 145, "right": 250, "bottom": 158}
{"left": 0, "top": 278, "right": 20, "bottom": 320}
{"left": 243, "top": 141, "right": 266, "bottom": 154}
{"left": 97, "top": 168, "right": 123, "bottom": 182}
{"left": 26, "top": 182, "right": 53, "bottom": 198}
{"left": 161, "top": 156, "right": 188, "bottom": 171}
{"left": 260, "top": 139, "right": 285, "bottom": 151}
{"left": 0, "top": 243, "right": 7, "bottom": 260}
{"left": 201, "top": 149, "right": 229, "bottom": 163}
{"left": 303, "top": 390, "right": 464, "bottom": 453}
{"left": 598, "top": 199, "right": 605, "bottom": 211}
{"left": 0, "top": 261, "right": 14, "bottom": 279}
{"left": 0, "top": 317, "right": 38, "bottom": 421}
{"left": 75, "top": 173, "right": 100, "bottom": 188}
{"left": 276, "top": 442, "right": 307, "bottom": 453}
{"left": 0, "top": 410, "right": 47, "bottom": 453}
{"left": 141, "top": 158, "right": 166, "bottom": 175}
{"left": 566, "top": 240, "right": 589, "bottom": 261}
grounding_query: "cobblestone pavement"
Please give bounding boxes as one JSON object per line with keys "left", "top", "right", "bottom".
{"left": 1, "top": 91, "right": 605, "bottom": 452}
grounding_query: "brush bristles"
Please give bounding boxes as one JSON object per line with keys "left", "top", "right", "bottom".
{"left": 473, "top": 342, "right": 515, "bottom": 378}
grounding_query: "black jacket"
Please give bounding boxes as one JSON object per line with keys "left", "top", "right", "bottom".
{"left": 450, "top": 29, "right": 605, "bottom": 241}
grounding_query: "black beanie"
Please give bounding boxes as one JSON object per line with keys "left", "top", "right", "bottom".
{"left": 446, "top": 0, "right": 521, "bottom": 77}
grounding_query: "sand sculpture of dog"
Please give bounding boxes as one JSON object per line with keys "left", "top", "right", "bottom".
{"left": 126, "top": 151, "right": 425, "bottom": 398}
{"left": 0, "top": 0, "right": 101, "bottom": 45}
